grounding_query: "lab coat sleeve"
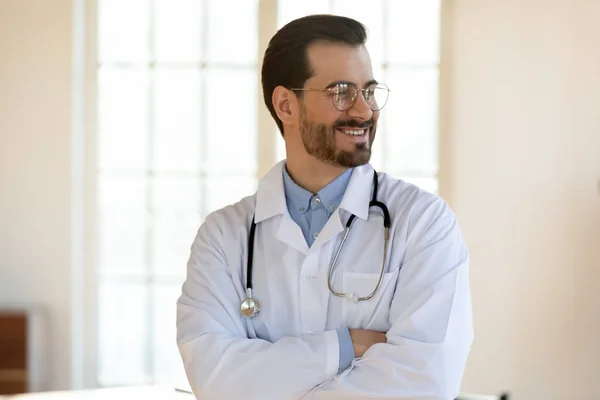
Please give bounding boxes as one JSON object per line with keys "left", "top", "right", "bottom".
{"left": 307, "top": 198, "right": 474, "bottom": 400}
{"left": 176, "top": 215, "right": 340, "bottom": 400}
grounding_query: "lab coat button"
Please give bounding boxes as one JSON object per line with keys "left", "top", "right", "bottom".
{"left": 306, "top": 331, "right": 314, "bottom": 335}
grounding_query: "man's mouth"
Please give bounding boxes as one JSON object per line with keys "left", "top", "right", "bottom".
{"left": 335, "top": 127, "right": 369, "bottom": 136}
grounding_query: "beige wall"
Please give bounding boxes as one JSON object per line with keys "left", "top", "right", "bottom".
{"left": 0, "top": 0, "right": 599, "bottom": 397}
{"left": 0, "top": 0, "right": 74, "bottom": 391}
{"left": 440, "top": 1, "right": 600, "bottom": 399}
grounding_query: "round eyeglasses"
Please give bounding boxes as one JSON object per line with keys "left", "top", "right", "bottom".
{"left": 291, "top": 82, "right": 390, "bottom": 112}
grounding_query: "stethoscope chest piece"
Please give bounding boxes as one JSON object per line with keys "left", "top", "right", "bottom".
{"left": 240, "top": 288, "right": 260, "bottom": 318}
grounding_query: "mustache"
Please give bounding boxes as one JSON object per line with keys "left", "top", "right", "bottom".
{"left": 333, "top": 119, "right": 374, "bottom": 129}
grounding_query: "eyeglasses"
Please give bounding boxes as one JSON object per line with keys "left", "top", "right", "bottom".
{"left": 290, "top": 82, "right": 390, "bottom": 112}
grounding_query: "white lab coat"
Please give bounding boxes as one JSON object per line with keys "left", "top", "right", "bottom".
{"left": 176, "top": 161, "right": 473, "bottom": 400}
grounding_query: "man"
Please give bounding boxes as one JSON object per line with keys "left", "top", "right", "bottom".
{"left": 177, "top": 14, "right": 473, "bottom": 400}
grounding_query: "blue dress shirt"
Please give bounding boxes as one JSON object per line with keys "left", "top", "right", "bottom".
{"left": 282, "top": 164, "right": 356, "bottom": 373}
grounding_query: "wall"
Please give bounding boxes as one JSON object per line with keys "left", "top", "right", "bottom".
{"left": 0, "top": 0, "right": 74, "bottom": 391}
{"left": 1, "top": 0, "right": 599, "bottom": 396}
{"left": 439, "top": 1, "right": 600, "bottom": 398}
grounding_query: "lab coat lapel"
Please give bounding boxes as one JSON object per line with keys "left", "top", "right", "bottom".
{"left": 276, "top": 215, "right": 309, "bottom": 255}
{"left": 310, "top": 210, "right": 343, "bottom": 250}
{"left": 311, "top": 164, "right": 374, "bottom": 250}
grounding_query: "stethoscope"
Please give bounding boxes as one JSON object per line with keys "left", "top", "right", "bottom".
{"left": 240, "top": 170, "right": 391, "bottom": 318}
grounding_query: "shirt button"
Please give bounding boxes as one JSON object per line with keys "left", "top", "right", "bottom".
{"left": 299, "top": 207, "right": 305, "bottom": 212}
{"left": 313, "top": 232, "right": 319, "bottom": 239}
{"left": 314, "top": 198, "right": 321, "bottom": 205}
{"left": 329, "top": 205, "right": 335, "bottom": 212}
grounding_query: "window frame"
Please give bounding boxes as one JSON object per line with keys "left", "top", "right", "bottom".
{"left": 76, "top": 0, "right": 449, "bottom": 388}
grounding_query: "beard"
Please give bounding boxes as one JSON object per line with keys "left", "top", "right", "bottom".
{"left": 299, "top": 105, "right": 376, "bottom": 168}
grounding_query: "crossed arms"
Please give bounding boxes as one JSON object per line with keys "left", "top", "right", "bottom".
{"left": 176, "top": 202, "right": 473, "bottom": 400}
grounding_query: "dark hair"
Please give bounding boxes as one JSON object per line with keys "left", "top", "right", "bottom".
{"left": 261, "top": 14, "right": 368, "bottom": 136}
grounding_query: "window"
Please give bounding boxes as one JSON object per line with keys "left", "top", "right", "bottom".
{"left": 94, "top": 0, "right": 440, "bottom": 388}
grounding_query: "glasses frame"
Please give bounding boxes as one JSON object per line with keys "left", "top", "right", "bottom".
{"left": 290, "top": 82, "right": 390, "bottom": 112}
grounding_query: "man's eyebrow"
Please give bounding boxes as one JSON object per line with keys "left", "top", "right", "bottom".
{"left": 324, "top": 79, "right": 379, "bottom": 89}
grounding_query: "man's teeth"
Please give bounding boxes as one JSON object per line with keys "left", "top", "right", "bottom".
{"left": 342, "top": 129, "right": 365, "bottom": 136}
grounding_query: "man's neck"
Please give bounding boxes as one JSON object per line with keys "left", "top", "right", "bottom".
{"left": 285, "top": 155, "right": 348, "bottom": 194}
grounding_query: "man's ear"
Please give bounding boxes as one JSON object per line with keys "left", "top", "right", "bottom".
{"left": 272, "top": 86, "right": 297, "bottom": 126}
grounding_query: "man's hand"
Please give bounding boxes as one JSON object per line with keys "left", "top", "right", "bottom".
{"left": 349, "top": 329, "right": 387, "bottom": 358}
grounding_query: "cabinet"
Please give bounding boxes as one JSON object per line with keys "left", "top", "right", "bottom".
{"left": 0, "top": 307, "right": 47, "bottom": 394}
{"left": 0, "top": 312, "right": 26, "bottom": 394}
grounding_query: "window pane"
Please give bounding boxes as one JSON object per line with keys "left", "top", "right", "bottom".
{"left": 370, "top": 64, "right": 389, "bottom": 171}
{"left": 152, "top": 283, "right": 188, "bottom": 386}
{"left": 98, "top": 0, "right": 149, "bottom": 63}
{"left": 152, "top": 211, "right": 200, "bottom": 278}
{"left": 204, "top": 176, "right": 257, "bottom": 214}
{"left": 332, "top": 0, "right": 384, "bottom": 65}
{"left": 98, "top": 173, "right": 148, "bottom": 276}
{"left": 98, "top": 173, "right": 147, "bottom": 209}
{"left": 369, "top": 124, "right": 386, "bottom": 172}
{"left": 386, "top": 0, "right": 441, "bottom": 65}
{"left": 396, "top": 175, "right": 438, "bottom": 194}
{"left": 151, "top": 174, "right": 201, "bottom": 211}
{"left": 98, "top": 282, "right": 148, "bottom": 385}
{"left": 384, "top": 67, "right": 439, "bottom": 175}
{"left": 151, "top": 174, "right": 202, "bottom": 277}
{"left": 98, "top": 67, "right": 149, "bottom": 171}
{"left": 204, "top": 68, "right": 258, "bottom": 175}
{"left": 278, "top": 0, "right": 331, "bottom": 27}
{"left": 99, "top": 210, "right": 148, "bottom": 276}
{"left": 372, "top": 64, "right": 386, "bottom": 97}
{"left": 276, "top": 128, "right": 286, "bottom": 162}
{"left": 153, "top": 0, "right": 202, "bottom": 63}
{"left": 206, "top": 0, "right": 258, "bottom": 64}
{"left": 153, "top": 68, "right": 202, "bottom": 172}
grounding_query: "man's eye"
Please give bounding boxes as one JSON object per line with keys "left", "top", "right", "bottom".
{"left": 331, "top": 89, "right": 349, "bottom": 97}
{"left": 332, "top": 84, "right": 350, "bottom": 95}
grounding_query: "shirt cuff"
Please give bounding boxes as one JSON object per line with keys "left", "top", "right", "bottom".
{"left": 336, "top": 327, "right": 355, "bottom": 373}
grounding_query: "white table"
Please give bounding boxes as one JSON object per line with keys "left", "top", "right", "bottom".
{"left": 0, "top": 386, "right": 194, "bottom": 399}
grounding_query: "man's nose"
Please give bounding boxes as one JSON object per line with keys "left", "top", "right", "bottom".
{"left": 346, "top": 91, "right": 373, "bottom": 121}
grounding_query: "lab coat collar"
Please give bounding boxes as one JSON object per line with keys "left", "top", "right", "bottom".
{"left": 254, "top": 160, "right": 289, "bottom": 223}
{"left": 338, "top": 163, "right": 374, "bottom": 221}
{"left": 254, "top": 160, "right": 374, "bottom": 224}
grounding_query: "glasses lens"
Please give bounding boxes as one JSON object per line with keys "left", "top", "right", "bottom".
{"left": 331, "top": 83, "right": 357, "bottom": 111}
{"left": 365, "top": 84, "right": 389, "bottom": 111}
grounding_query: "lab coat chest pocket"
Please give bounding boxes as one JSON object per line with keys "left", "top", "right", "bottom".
{"left": 341, "top": 271, "right": 397, "bottom": 331}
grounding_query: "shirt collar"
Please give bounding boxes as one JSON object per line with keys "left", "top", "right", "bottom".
{"left": 282, "top": 164, "right": 352, "bottom": 214}
{"left": 254, "top": 160, "right": 374, "bottom": 223}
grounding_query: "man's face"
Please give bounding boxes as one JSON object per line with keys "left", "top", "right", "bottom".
{"left": 297, "top": 43, "right": 381, "bottom": 168}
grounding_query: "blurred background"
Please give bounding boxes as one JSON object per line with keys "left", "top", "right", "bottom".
{"left": 0, "top": 0, "right": 598, "bottom": 399}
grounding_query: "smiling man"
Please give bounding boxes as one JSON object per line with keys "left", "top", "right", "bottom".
{"left": 177, "top": 14, "right": 473, "bottom": 400}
